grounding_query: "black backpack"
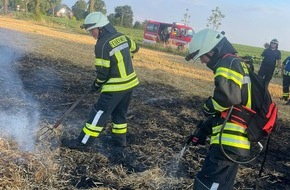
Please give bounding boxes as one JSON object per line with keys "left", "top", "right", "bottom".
{"left": 246, "top": 69, "right": 278, "bottom": 141}
{"left": 226, "top": 63, "right": 278, "bottom": 142}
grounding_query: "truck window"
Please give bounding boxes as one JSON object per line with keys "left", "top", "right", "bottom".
{"left": 172, "top": 28, "right": 181, "bottom": 37}
{"left": 146, "top": 23, "right": 159, "bottom": 32}
{"left": 181, "top": 28, "right": 194, "bottom": 37}
{"left": 187, "top": 29, "right": 194, "bottom": 37}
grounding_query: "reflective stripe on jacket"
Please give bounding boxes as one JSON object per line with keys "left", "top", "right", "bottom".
{"left": 209, "top": 55, "right": 252, "bottom": 155}
{"left": 94, "top": 32, "right": 139, "bottom": 92}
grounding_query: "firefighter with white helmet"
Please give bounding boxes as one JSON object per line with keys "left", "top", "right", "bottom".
{"left": 81, "top": 12, "right": 109, "bottom": 30}
{"left": 185, "top": 28, "right": 253, "bottom": 189}
{"left": 185, "top": 29, "right": 225, "bottom": 62}
{"left": 62, "top": 12, "right": 139, "bottom": 150}
{"left": 258, "top": 38, "right": 281, "bottom": 87}
{"left": 80, "top": 12, "right": 114, "bottom": 34}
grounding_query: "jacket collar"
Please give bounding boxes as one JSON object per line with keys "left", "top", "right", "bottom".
{"left": 206, "top": 38, "right": 237, "bottom": 71}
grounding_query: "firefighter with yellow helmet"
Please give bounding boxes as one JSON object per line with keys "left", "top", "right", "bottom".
{"left": 185, "top": 29, "right": 252, "bottom": 189}
{"left": 62, "top": 12, "right": 139, "bottom": 149}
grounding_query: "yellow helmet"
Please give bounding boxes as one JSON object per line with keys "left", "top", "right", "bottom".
{"left": 81, "top": 12, "right": 109, "bottom": 31}
{"left": 185, "top": 29, "right": 225, "bottom": 61}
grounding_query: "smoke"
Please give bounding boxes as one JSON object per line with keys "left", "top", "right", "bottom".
{"left": 0, "top": 45, "right": 39, "bottom": 152}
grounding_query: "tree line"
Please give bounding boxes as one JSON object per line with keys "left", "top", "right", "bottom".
{"left": 1, "top": 0, "right": 226, "bottom": 31}
{"left": 1, "top": 0, "right": 145, "bottom": 28}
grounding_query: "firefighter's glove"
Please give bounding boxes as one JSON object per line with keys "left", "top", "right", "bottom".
{"left": 91, "top": 80, "right": 100, "bottom": 92}
{"left": 187, "top": 121, "right": 207, "bottom": 146}
{"left": 203, "top": 96, "right": 217, "bottom": 117}
{"left": 188, "top": 128, "right": 207, "bottom": 146}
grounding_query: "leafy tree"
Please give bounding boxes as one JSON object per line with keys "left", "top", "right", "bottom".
{"left": 88, "top": 0, "right": 94, "bottom": 13}
{"left": 206, "top": 6, "right": 225, "bottom": 30}
{"left": 133, "top": 20, "right": 146, "bottom": 29}
{"left": 35, "top": 0, "right": 40, "bottom": 18}
{"left": 22, "top": 0, "right": 34, "bottom": 14}
{"left": 87, "top": 0, "right": 106, "bottom": 14}
{"left": 8, "top": 0, "right": 22, "bottom": 11}
{"left": 133, "top": 21, "right": 142, "bottom": 29}
{"left": 181, "top": 9, "right": 191, "bottom": 26}
{"left": 41, "top": 1, "right": 52, "bottom": 15}
{"left": 72, "top": 0, "right": 87, "bottom": 20}
{"left": 3, "top": 0, "right": 8, "bottom": 14}
{"left": 27, "top": 0, "right": 52, "bottom": 16}
{"left": 114, "top": 5, "right": 133, "bottom": 27}
{"left": 107, "top": 13, "right": 119, "bottom": 25}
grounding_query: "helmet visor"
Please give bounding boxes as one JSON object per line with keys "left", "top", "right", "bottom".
{"left": 185, "top": 50, "right": 200, "bottom": 61}
{"left": 80, "top": 23, "right": 96, "bottom": 30}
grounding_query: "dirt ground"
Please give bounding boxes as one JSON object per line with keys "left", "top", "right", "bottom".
{"left": 8, "top": 52, "right": 289, "bottom": 190}
{"left": 0, "top": 17, "right": 290, "bottom": 190}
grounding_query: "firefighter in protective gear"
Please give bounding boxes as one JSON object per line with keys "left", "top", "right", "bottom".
{"left": 61, "top": 12, "right": 139, "bottom": 150}
{"left": 281, "top": 56, "right": 290, "bottom": 104}
{"left": 258, "top": 38, "right": 281, "bottom": 88}
{"left": 185, "top": 28, "right": 252, "bottom": 190}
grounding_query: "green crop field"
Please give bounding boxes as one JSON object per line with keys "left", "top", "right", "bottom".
{"left": 116, "top": 25, "right": 290, "bottom": 65}
{"left": 13, "top": 12, "right": 290, "bottom": 62}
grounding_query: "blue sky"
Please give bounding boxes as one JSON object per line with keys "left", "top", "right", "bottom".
{"left": 63, "top": 0, "right": 290, "bottom": 52}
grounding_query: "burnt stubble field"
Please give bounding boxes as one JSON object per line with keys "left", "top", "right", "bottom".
{"left": 0, "top": 17, "right": 290, "bottom": 190}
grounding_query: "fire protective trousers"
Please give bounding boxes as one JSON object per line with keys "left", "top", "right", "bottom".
{"left": 258, "top": 66, "right": 275, "bottom": 87}
{"left": 283, "top": 75, "right": 290, "bottom": 99}
{"left": 193, "top": 146, "right": 239, "bottom": 190}
{"left": 81, "top": 90, "right": 133, "bottom": 144}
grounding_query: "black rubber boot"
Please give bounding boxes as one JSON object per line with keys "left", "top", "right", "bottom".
{"left": 61, "top": 138, "right": 87, "bottom": 150}
{"left": 61, "top": 131, "right": 93, "bottom": 151}
{"left": 111, "top": 134, "right": 127, "bottom": 147}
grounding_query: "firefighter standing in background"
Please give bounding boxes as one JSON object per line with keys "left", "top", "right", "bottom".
{"left": 281, "top": 56, "right": 290, "bottom": 105}
{"left": 62, "top": 12, "right": 139, "bottom": 149}
{"left": 185, "top": 29, "right": 252, "bottom": 190}
{"left": 258, "top": 39, "right": 281, "bottom": 87}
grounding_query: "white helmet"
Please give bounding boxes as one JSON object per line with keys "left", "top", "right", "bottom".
{"left": 81, "top": 12, "right": 109, "bottom": 31}
{"left": 186, "top": 28, "right": 225, "bottom": 61}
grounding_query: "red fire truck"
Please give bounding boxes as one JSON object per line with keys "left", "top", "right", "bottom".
{"left": 143, "top": 20, "right": 194, "bottom": 49}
